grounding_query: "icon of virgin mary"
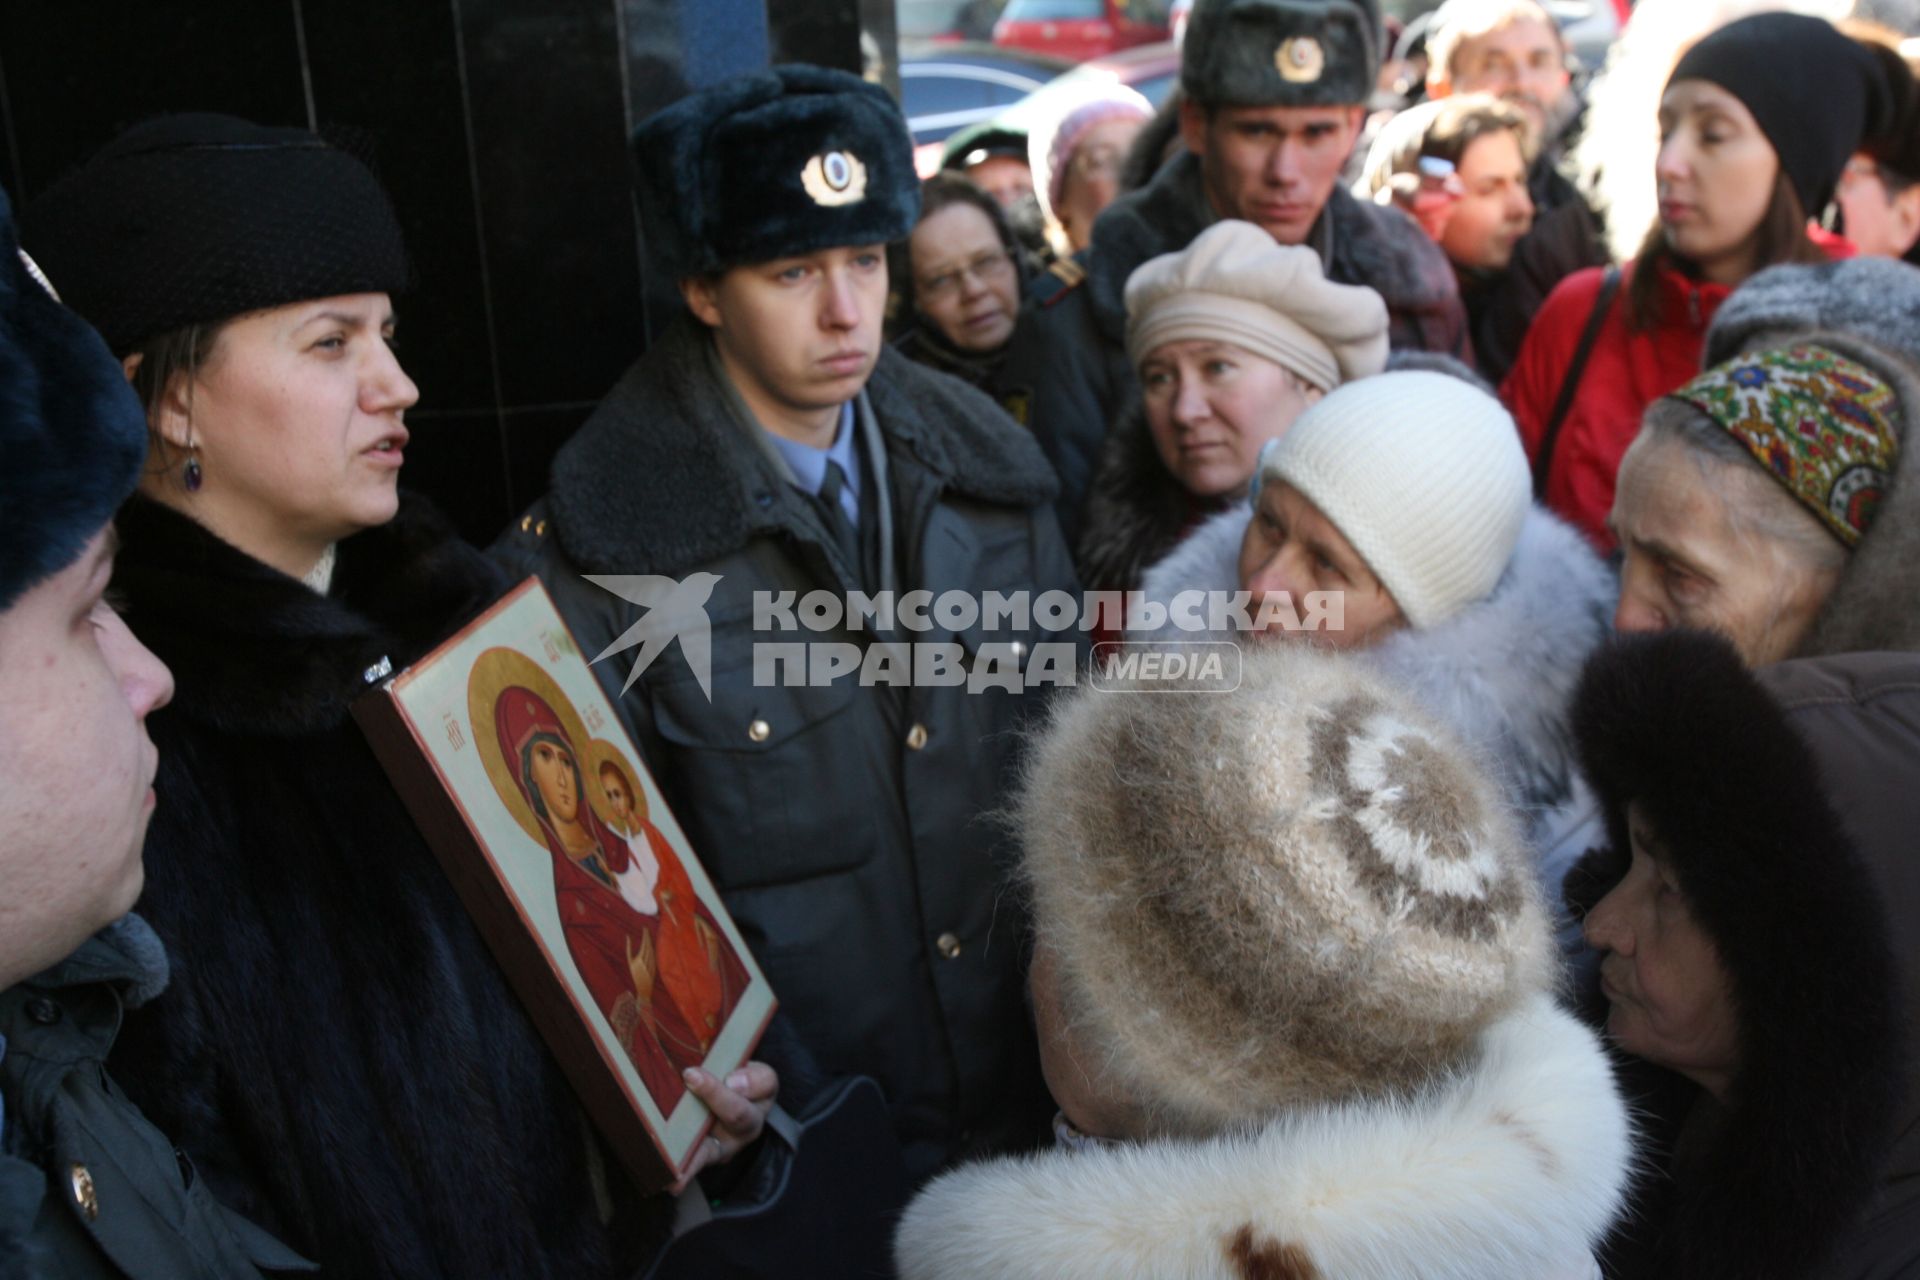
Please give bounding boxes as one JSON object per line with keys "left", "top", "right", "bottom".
{"left": 494, "top": 686, "right": 747, "bottom": 1112}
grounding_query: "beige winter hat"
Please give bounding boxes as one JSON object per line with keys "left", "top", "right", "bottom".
{"left": 1019, "top": 642, "right": 1552, "bottom": 1137}
{"left": 1123, "top": 220, "right": 1390, "bottom": 391}
{"left": 1262, "top": 369, "right": 1531, "bottom": 628}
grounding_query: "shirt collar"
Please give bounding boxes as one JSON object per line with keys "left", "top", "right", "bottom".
{"left": 765, "top": 402, "right": 860, "bottom": 519}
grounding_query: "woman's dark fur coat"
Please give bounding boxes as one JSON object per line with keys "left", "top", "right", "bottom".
{"left": 106, "top": 493, "right": 629, "bottom": 1279}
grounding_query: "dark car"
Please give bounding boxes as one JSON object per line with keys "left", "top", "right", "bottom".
{"left": 901, "top": 44, "right": 1070, "bottom": 147}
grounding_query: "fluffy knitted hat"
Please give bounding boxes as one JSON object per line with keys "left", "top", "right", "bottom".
{"left": 21, "top": 114, "right": 410, "bottom": 356}
{"left": 1261, "top": 370, "right": 1531, "bottom": 627}
{"left": 0, "top": 182, "right": 149, "bottom": 611}
{"left": 634, "top": 64, "right": 920, "bottom": 279}
{"left": 1183, "top": 0, "right": 1384, "bottom": 108}
{"left": 1666, "top": 12, "right": 1898, "bottom": 215}
{"left": 1124, "top": 220, "right": 1389, "bottom": 390}
{"left": 1705, "top": 257, "right": 1920, "bottom": 368}
{"left": 1019, "top": 642, "right": 1552, "bottom": 1135}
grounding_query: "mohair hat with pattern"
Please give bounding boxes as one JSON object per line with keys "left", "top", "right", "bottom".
{"left": 633, "top": 64, "right": 920, "bottom": 279}
{"left": 1124, "top": 219, "right": 1389, "bottom": 391}
{"left": 1018, "top": 642, "right": 1552, "bottom": 1137}
{"left": 21, "top": 113, "right": 411, "bottom": 356}
{"left": 1260, "top": 369, "right": 1532, "bottom": 628}
{"left": 0, "top": 181, "right": 148, "bottom": 610}
{"left": 1183, "top": 0, "right": 1384, "bottom": 108}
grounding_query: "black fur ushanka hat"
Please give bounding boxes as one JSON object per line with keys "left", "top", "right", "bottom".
{"left": 0, "top": 181, "right": 147, "bottom": 611}
{"left": 633, "top": 64, "right": 920, "bottom": 280}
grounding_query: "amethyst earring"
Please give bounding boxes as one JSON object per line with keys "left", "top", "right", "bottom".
{"left": 183, "top": 453, "right": 203, "bottom": 493}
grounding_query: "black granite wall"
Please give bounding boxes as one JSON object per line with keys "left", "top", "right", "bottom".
{"left": 0, "top": 0, "right": 877, "bottom": 545}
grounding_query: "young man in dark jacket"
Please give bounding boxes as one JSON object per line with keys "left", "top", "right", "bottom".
{"left": 496, "top": 65, "right": 1076, "bottom": 1185}
{"left": 1000, "top": 0, "right": 1470, "bottom": 540}
{"left": 0, "top": 189, "right": 310, "bottom": 1278}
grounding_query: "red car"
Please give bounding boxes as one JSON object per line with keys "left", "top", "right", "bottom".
{"left": 993, "top": 0, "right": 1171, "bottom": 62}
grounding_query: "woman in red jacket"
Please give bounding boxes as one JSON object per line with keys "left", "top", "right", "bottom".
{"left": 1502, "top": 12, "right": 1904, "bottom": 549}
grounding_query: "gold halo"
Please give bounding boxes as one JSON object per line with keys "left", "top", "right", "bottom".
{"left": 583, "top": 738, "right": 651, "bottom": 831}
{"left": 466, "top": 646, "right": 597, "bottom": 849}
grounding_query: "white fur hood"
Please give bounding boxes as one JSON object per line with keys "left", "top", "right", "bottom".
{"left": 1131, "top": 504, "right": 1616, "bottom": 818}
{"left": 895, "top": 993, "right": 1630, "bottom": 1280}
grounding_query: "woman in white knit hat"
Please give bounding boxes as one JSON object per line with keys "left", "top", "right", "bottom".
{"left": 1136, "top": 369, "right": 1615, "bottom": 929}
{"left": 895, "top": 642, "right": 1632, "bottom": 1279}
{"left": 1076, "top": 219, "right": 1391, "bottom": 598}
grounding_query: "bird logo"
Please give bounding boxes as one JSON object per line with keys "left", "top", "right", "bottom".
{"left": 583, "top": 573, "right": 723, "bottom": 701}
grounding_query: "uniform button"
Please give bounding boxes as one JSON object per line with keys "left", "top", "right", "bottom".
{"left": 70, "top": 1163, "right": 98, "bottom": 1220}
{"left": 24, "top": 997, "right": 60, "bottom": 1025}
{"left": 936, "top": 932, "right": 962, "bottom": 960}
{"left": 747, "top": 718, "right": 771, "bottom": 743}
{"left": 906, "top": 723, "right": 929, "bottom": 751}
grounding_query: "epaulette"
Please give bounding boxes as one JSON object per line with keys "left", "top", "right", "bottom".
{"left": 1030, "top": 255, "right": 1087, "bottom": 309}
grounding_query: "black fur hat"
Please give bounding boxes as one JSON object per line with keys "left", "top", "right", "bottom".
{"left": 1182, "top": 0, "right": 1383, "bottom": 109}
{"left": 0, "top": 181, "right": 148, "bottom": 611}
{"left": 1566, "top": 630, "right": 1906, "bottom": 1280}
{"left": 21, "top": 114, "right": 410, "bottom": 356}
{"left": 633, "top": 64, "right": 920, "bottom": 280}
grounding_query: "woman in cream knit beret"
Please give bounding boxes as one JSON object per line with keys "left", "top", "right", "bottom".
{"left": 1076, "top": 219, "right": 1390, "bottom": 596}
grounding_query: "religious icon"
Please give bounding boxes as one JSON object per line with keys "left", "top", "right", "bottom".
{"left": 354, "top": 579, "right": 773, "bottom": 1189}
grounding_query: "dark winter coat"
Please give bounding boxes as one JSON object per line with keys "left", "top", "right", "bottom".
{"left": 105, "top": 494, "right": 630, "bottom": 1280}
{"left": 993, "top": 150, "right": 1470, "bottom": 543}
{"left": 1566, "top": 635, "right": 1920, "bottom": 1280}
{"left": 494, "top": 318, "right": 1076, "bottom": 1184}
{"left": 0, "top": 919, "right": 311, "bottom": 1280}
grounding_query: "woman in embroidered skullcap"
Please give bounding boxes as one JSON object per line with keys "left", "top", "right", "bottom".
{"left": 20, "top": 113, "right": 773, "bottom": 1279}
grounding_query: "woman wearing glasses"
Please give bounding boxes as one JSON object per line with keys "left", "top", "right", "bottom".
{"left": 892, "top": 172, "right": 1027, "bottom": 405}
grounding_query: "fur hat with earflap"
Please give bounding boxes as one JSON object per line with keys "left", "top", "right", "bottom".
{"left": 1020, "top": 640, "right": 1555, "bottom": 1136}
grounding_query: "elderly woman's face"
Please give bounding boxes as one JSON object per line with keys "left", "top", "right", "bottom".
{"left": 1029, "top": 943, "right": 1146, "bottom": 1141}
{"left": 1583, "top": 804, "right": 1741, "bottom": 1099}
{"left": 910, "top": 202, "right": 1019, "bottom": 354}
{"left": 1141, "top": 340, "right": 1322, "bottom": 499}
{"left": 1056, "top": 117, "right": 1144, "bottom": 253}
{"left": 1610, "top": 436, "right": 1840, "bottom": 666}
{"left": 1237, "top": 481, "right": 1403, "bottom": 650}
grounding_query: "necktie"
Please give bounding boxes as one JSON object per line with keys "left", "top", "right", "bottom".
{"left": 814, "top": 458, "right": 860, "bottom": 573}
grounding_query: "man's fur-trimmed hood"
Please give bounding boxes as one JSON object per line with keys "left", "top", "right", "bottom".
{"left": 544, "top": 317, "right": 1057, "bottom": 577}
{"left": 896, "top": 993, "right": 1630, "bottom": 1280}
{"left": 1134, "top": 503, "right": 1616, "bottom": 817}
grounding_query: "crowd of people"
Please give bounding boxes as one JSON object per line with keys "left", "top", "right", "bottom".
{"left": 6, "top": 0, "right": 1920, "bottom": 1276}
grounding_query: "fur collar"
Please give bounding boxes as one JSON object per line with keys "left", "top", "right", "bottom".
{"left": 1076, "top": 403, "right": 1228, "bottom": 591}
{"left": 111, "top": 493, "right": 503, "bottom": 737}
{"left": 1795, "top": 331, "right": 1920, "bottom": 658}
{"left": 1135, "top": 504, "right": 1616, "bottom": 815}
{"left": 1082, "top": 154, "right": 1461, "bottom": 350}
{"left": 545, "top": 318, "right": 1057, "bottom": 576}
{"left": 896, "top": 993, "right": 1630, "bottom": 1280}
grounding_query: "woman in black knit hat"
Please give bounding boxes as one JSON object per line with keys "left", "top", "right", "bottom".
{"left": 1500, "top": 12, "right": 1914, "bottom": 550}
{"left": 21, "top": 114, "right": 773, "bottom": 1280}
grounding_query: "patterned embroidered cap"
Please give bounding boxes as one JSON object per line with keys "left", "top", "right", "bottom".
{"left": 1017, "top": 643, "right": 1552, "bottom": 1135}
{"left": 1667, "top": 344, "right": 1902, "bottom": 548}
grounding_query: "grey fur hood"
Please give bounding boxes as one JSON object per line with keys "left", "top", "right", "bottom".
{"left": 1080, "top": 152, "right": 1460, "bottom": 349}
{"left": 545, "top": 317, "right": 1060, "bottom": 576}
{"left": 1133, "top": 503, "right": 1616, "bottom": 817}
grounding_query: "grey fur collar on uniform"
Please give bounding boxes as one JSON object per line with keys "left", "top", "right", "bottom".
{"left": 1134, "top": 504, "right": 1616, "bottom": 818}
{"left": 1079, "top": 151, "right": 1458, "bottom": 348}
{"left": 546, "top": 317, "right": 1058, "bottom": 576}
